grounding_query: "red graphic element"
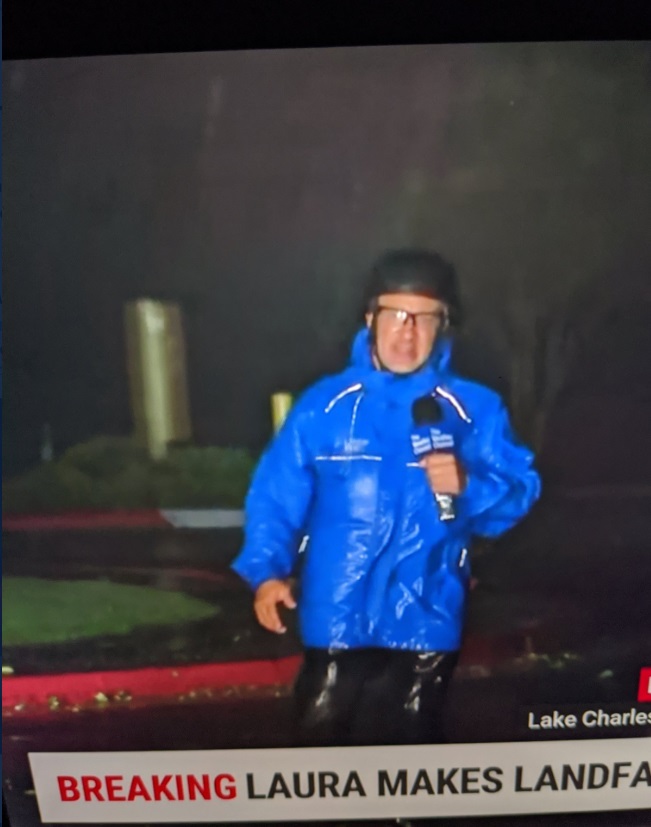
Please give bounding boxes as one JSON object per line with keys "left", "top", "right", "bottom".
{"left": 57, "top": 773, "right": 238, "bottom": 802}
{"left": 638, "top": 667, "right": 651, "bottom": 702}
{"left": 3, "top": 656, "right": 303, "bottom": 710}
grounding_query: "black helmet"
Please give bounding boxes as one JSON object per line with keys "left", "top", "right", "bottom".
{"left": 365, "top": 248, "right": 462, "bottom": 328}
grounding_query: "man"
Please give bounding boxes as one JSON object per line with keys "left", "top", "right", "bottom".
{"left": 232, "top": 249, "right": 541, "bottom": 746}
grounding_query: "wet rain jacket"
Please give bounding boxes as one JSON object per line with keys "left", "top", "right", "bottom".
{"left": 232, "top": 329, "right": 541, "bottom": 651}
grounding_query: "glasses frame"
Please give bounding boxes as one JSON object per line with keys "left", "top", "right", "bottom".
{"left": 375, "top": 304, "right": 448, "bottom": 333}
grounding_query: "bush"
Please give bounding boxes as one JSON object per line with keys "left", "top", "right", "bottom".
{"left": 59, "top": 436, "right": 150, "bottom": 478}
{"left": 3, "top": 437, "right": 256, "bottom": 513}
{"left": 3, "top": 464, "right": 96, "bottom": 513}
{"left": 157, "top": 446, "right": 255, "bottom": 508}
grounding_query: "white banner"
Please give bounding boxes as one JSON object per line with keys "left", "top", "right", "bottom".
{"left": 30, "top": 738, "right": 650, "bottom": 823}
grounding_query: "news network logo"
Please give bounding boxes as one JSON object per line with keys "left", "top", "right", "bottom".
{"left": 410, "top": 429, "right": 454, "bottom": 457}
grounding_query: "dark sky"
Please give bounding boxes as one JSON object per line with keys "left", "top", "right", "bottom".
{"left": 3, "top": 43, "right": 651, "bottom": 481}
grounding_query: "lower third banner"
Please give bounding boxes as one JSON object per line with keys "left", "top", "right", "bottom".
{"left": 30, "top": 738, "right": 650, "bottom": 822}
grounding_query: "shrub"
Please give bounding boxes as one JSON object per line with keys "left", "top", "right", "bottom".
{"left": 3, "top": 464, "right": 95, "bottom": 512}
{"left": 59, "top": 436, "right": 150, "bottom": 478}
{"left": 3, "top": 437, "right": 256, "bottom": 513}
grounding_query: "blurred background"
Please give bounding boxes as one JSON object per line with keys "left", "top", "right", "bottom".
{"left": 4, "top": 41, "right": 651, "bottom": 488}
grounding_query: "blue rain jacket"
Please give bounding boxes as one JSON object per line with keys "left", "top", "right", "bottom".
{"left": 232, "top": 329, "right": 541, "bottom": 651}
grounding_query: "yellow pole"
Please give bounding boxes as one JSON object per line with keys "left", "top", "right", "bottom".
{"left": 271, "top": 392, "right": 293, "bottom": 433}
{"left": 124, "top": 300, "right": 192, "bottom": 460}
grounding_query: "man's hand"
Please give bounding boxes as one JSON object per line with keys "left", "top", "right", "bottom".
{"left": 419, "top": 452, "right": 467, "bottom": 496}
{"left": 254, "top": 578, "right": 297, "bottom": 634}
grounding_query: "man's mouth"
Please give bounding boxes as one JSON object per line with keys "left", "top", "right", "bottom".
{"left": 394, "top": 347, "right": 416, "bottom": 359}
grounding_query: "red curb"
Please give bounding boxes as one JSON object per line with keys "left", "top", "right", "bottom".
{"left": 3, "top": 632, "right": 528, "bottom": 711}
{"left": 3, "top": 656, "right": 304, "bottom": 710}
{"left": 2, "top": 510, "right": 171, "bottom": 531}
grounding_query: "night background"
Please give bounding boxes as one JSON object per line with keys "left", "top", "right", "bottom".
{"left": 4, "top": 41, "right": 651, "bottom": 484}
{"left": 3, "top": 40, "right": 651, "bottom": 827}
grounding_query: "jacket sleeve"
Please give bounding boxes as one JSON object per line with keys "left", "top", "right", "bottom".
{"left": 231, "top": 400, "right": 316, "bottom": 591}
{"left": 458, "top": 395, "right": 541, "bottom": 538}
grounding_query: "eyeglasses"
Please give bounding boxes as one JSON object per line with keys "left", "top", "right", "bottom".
{"left": 376, "top": 305, "right": 447, "bottom": 333}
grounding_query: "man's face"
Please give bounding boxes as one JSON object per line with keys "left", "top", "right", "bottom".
{"left": 366, "top": 292, "right": 447, "bottom": 374}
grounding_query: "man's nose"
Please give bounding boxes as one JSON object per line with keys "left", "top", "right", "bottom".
{"left": 399, "top": 314, "right": 417, "bottom": 334}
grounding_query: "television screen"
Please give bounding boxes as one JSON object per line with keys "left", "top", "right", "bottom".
{"left": 3, "top": 39, "right": 650, "bottom": 825}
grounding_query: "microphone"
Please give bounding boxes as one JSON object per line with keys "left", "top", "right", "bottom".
{"left": 411, "top": 396, "right": 456, "bottom": 521}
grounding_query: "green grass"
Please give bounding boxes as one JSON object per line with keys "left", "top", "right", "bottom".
{"left": 2, "top": 577, "right": 220, "bottom": 646}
